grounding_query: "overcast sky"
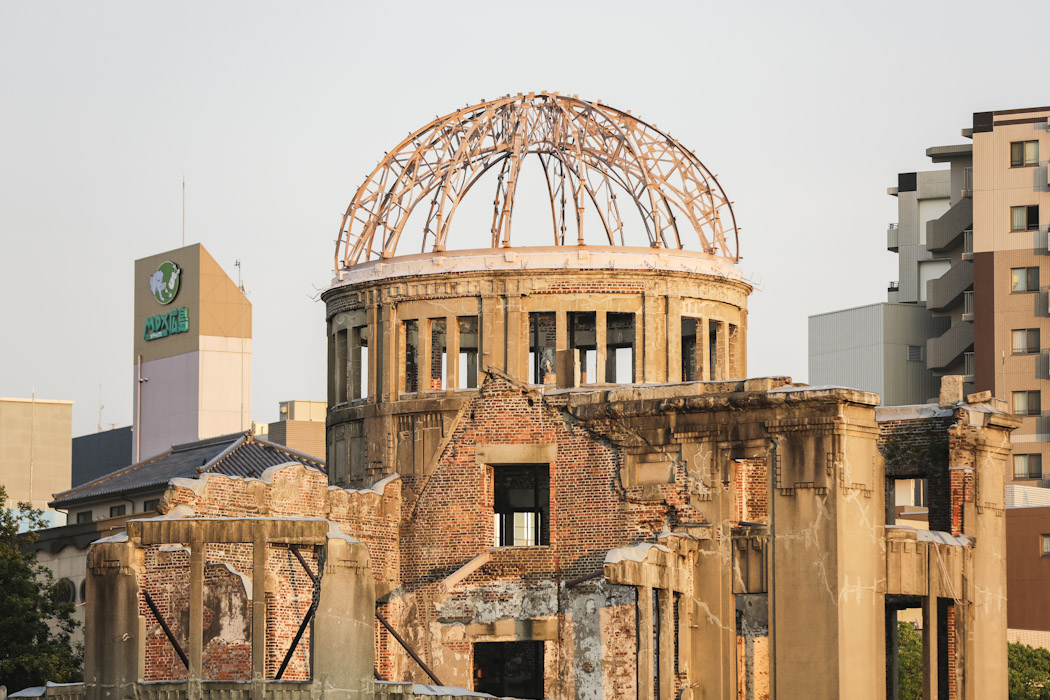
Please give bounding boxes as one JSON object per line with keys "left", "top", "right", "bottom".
{"left": 1, "top": 0, "right": 1046, "bottom": 438}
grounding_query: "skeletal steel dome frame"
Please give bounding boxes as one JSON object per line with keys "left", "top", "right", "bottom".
{"left": 336, "top": 92, "right": 739, "bottom": 271}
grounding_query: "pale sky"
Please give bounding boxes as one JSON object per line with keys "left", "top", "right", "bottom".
{"left": 1, "top": 0, "right": 1046, "bottom": 438}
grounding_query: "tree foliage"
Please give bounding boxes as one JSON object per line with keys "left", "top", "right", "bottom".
{"left": 1010, "top": 642, "right": 1050, "bottom": 700}
{"left": 0, "top": 484, "right": 82, "bottom": 692}
{"left": 897, "top": 621, "right": 923, "bottom": 700}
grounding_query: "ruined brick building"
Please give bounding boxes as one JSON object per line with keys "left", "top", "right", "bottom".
{"left": 76, "top": 94, "right": 1017, "bottom": 700}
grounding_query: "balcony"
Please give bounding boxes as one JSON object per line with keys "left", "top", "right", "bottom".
{"left": 927, "top": 320, "right": 974, "bottom": 370}
{"left": 888, "top": 223, "right": 899, "bottom": 252}
{"left": 926, "top": 198, "right": 973, "bottom": 253}
{"left": 963, "top": 229, "right": 973, "bottom": 260}
{"left": 962, "top": 290, "right": 974, "bottom": 321}
{"left": 926, "top": 260, "right": 973, "bottom": 312}
{"left": 964, "top": 351, "right": 975, "bottom": 381}
{"left": 963, "top": 167, "right": 973, "bottom": 198}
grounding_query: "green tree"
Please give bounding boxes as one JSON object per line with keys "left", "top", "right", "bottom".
{"left": 0, "top": 484, "right": 82, "bottom": 691}
{"left": 1009, "top": 641, "right": 1050, "bottom": 700}
{"left": 897, "top": 621, "right": 923, "bottom": 700}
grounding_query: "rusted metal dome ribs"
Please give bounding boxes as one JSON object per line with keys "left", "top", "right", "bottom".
{"left": 335, "top": 92, "right": 739, "bottom": 271}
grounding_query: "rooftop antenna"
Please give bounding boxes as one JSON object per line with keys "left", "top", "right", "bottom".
{"left": 98, "top": 384, "right": 104, "bottom": 433}
{"left": 182, "top": 177, "right": 186, "bottom": 247}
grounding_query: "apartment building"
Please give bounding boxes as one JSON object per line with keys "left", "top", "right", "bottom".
{"left": 971, "top": 106, "right": 1050, "bottom": 484}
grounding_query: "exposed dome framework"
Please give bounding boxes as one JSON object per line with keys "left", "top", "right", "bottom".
{"left": 336, "top": 92, "right": 739, "bottom": 270}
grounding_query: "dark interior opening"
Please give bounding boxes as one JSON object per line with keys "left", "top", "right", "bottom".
{"left": 473, "top": 640, "right": 544, "bottom": 699}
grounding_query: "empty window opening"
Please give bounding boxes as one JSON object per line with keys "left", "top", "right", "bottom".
{"left": 569, "top": 312, "right": 597, "bottom": 384}
{"left": 430, "top": 319, "right": 447, "bottom": 391}
{"left": 1011, "top": 205, "right": 1040, "bottom": 232}
{"left": 351, "top": 326, "right": 369, "bottom": 400}
{"left": 334, "top": 329, "right": 348, "bottom": 404}
{"left": 1012, "top": 328, "right": 1041, "bottom": 355}
{"left": 606, "top": 312, "right": 636, "bottom": 383}
{"left": 492, "top": 464, "right": 549, "bottom": 547}
{"left": 682, "top": 317, "right": 699, "bottom": 381}
{"left": 1012, "top": 390, "right": 1042, "bottom": 417}
{"left": 709, "top": 321, "right": 721, "bottom": 380}
{"left": 402, "top": 320, "right": 419, "bottom": 394}
{"left": 529, "top": 312, "right": 557, "bottom": 385}
{"left": 458, "top": 316, "right": 479, "bottom": 389}
{"left": 1014, "top": 454, "right": 1043, "bottom": 480}
{"left": 473, "top": 641, "right": 544, "bottom": 699}
{"left": 1012, "top": 140, "right": 1040, "bottom": 167}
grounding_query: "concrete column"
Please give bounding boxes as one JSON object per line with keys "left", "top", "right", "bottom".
{"left": 666, "top": 297, "right": 682, "bottom": 383}
{"left": 418, "top": 318, "right": 431, "bottom": 394}
{"left": 447, "top": 315, "right": 459, "bottom": 391}
{"left": 252, "top": 535, "right": 267, "bottom": 691}
{"left": 637, "top": 586, "right": 655, "bottom": 700}
{"left": 658, "top": 589, "right": 674, "bottom": 700}
{"left": 634, "top": 310, "right": 645, "bottom": 384}
{"left": 922, "top": 594, "right": 938, "bottom": 700}
{"left": 481, "top": 294, "right": 501, "bottom": 375}
{"left": 382, "top": 303, "right": 397, "bottom": 401}
{"left": 595, "top": 310, "right": 607, "bottom": 383}
{"left": 84, "top": 540, "right": 143, "bottom": 700}
{"left": 506, "top": 295, "right": 524, "bottom": 380}
{"left": 720, "top": 321, "right": 730, "bottom": 380}
{"left": 699, "top": 318, "right": 710, "bottom": 381}
{"left": 188, "top": 536, "right": 204, "bottom": 697}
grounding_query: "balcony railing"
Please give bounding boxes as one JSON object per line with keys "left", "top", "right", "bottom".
{"left": 963, "top": 229, "right": 973, "bottom": 258}
{"left": 963, "top": 167, "right": 973, "bottom": 197}
{"left": 963, "top": 290, "right": 974, "bottom": 318}
{"left": 964, "top": 351, "right": 975, "bottom": 378}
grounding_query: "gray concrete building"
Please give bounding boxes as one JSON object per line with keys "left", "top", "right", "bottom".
{"left": 809, "top": 145, "right": 974, "bottom": 405}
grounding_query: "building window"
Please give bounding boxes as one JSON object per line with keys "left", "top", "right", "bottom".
{"left": 1011, "top": 140, "right": 1039, "bottom": 168}
{"left": 1012, "top": 329, "right": 1041, "bottom": 355}
{"left": 334, "top": 328, "right": 349, "bottom": 404}
{"left": 529, "top": 312, "right": 556, "bottom": 385}
{"left": 457, "top": 316, "right": 479, "bottom": 389}
{"left": 1011, "top": 267, "right": 1040, "bottom": 293}
{"left": 401, "top": 319, "right": 419, "bottom": 394}
{"left": 682, "top": 317, "right": 699, "bottom": 381}
{"left": 351, "top": 325, "right": 369, "bottom": 400}
{"left": 568, "top": 312, "right": 597, "bottom": 384}
{"left": 1042, "top": 534, "right": 1050, "bottom": 557}
{"left": 143, "top": 499, "right": 160, "bottom": 512}
{"left": 1015, "top": 454, "right": 1043, "bottom": 479}
{"left": 76, "top": 511, "right": 92, "bottom": 524}
{"left": 109, "top": 505, "right": 126, "bottom": 517}
{"left": 473, "top": 641, "right": 544, "bottom": 699}
{"left": 1011, "top": 205, "right": 1040, "bottom": 232}
{"left": 606, "top": 312, "right": 635, "bottom": 384}
{"left": 429, "top": 319, "right": 447, "bottom": 391}
{"left": 492, "top": 464, "right": 549, "bottom": 547}
{"left": 79, "top": 579, "right": 87, "bottom": 602}
{"left": 55, "top": 578, "right": 76, "bottom": 605}
{"left": 1013, "top": 391, "right": 1042, "bottom": 417}
{"left": 907, "top": 345, "right": 923, "bottom": 362}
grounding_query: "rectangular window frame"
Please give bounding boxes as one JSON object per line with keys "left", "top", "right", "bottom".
{"left": 1013, "top": 390, "right": 1042, "bottom": 417}
{"left": 1011, "top": 140, "right": 1040, "bottom": 168}
{"left": 76, "top": 511, "right": 92, "bottom": 524}
{"left": 143, "top": 499, "right": 160, "bottom": 512}
{"left": 110, "top": 504, "right": 126, "bottom": 517}
{"left": 1011, "top": 267, "right": 1040, "bottom": 293}
{"left": 1012, "top": 328, "right": 1042, "bottom": 355}
{"left": 1042, "top": 534, "right": 1050, "bottom": 557}
{"left": 1011, "top": 205, "right": 1040, "bottom": 232}
{"left": 1015, "top": 454, "right": 1044, "bottom": 480}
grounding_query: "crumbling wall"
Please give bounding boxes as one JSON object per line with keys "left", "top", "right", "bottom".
{"left": 139, "top": 544, "right": 191, "bottom": 681}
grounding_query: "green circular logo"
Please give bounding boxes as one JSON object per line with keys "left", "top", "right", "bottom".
{"left": 149, "top": 261, "right": 181, "bottom": 304}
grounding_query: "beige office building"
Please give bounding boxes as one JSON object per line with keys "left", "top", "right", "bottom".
{"left": 972, "top": 106, "right": 1050, "bottom": 484}
{"left": 132, "top": 244, "right": 251, "bottom": 461}
{"left": 0, "top": 396, "right": 72, "bottom": 524}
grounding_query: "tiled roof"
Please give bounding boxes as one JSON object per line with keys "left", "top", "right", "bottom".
{"left": 50, "top": 432, "right": 325, "bottom": 508}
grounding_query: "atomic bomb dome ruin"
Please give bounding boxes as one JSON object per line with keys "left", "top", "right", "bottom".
{"left": 76, "top": 93, "right": 1018, "bottom": 700}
